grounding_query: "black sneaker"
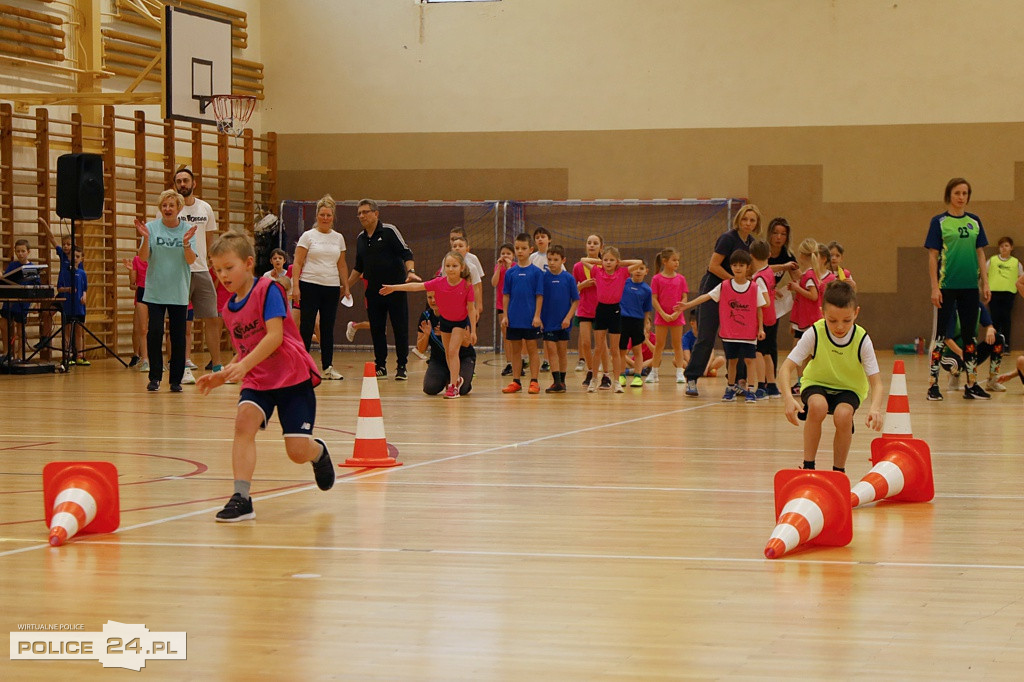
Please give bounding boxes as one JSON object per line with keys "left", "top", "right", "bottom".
{"left": 540, "top": 360, "right": 550, "bottom": 372}
{"left": 582, "top": 370, "right": 593, "bottom": 387}
{"left": 599, "top": 374, "right": 612, "bottom": 390}
{"left": 501, "top": 363, "right": 513, "bottom": 376}
{"left": 170, "top": 384, "right": 183, "bottom": 393}
{"left": 311, "top": 438, "right": 335, "bottom": 490}
{"left": 205, "top": 360, "right": 214, "bottom": 370}
{"left": 375, "top": 366, "right": 387, "bottom": 378}
{"left": 926, "top": 384, "right": 943, "bottom": 401}
{"left": 146, "top": 380, "right": 160, "bottom": 392}
{"left": 395, "top": 366, "right": 408, "bottom": 381}
{"left": 965, "top": 383, "right": 991, "bottom": 400}
{"left": 215, "top": 493, "right": 255, "bottom": 522}
{"left": 128, "top": 355, "right": 140, "bottom": 368}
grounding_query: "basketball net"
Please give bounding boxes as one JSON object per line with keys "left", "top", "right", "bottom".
{"left": 210, "top": 95, "right": 256, "bottom": 138}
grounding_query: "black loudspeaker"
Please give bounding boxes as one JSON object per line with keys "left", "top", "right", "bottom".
{"left": 56, "top": 153, "right": 104, "bottom": 221}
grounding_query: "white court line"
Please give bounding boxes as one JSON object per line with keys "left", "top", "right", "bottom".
{"left": 0, "top": 402, "right": 717, "bottom": 559}
{"left": 68, "top": 539, "right": 1024, "bottom": 572}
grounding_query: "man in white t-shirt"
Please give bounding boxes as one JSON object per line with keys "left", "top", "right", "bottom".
{"left": 173, "top": 168, "right": 222, "bottom": 377}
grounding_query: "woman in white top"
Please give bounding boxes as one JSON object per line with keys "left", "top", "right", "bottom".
{"left": 291, "top": 194, "right": 350, "bottom": 380}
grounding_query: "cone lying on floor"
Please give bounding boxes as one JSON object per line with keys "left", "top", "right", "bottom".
{"left": 43, "top": 461, "right": 120, "bottom": 546}
{"left": 850, "top": 437, "right": 934, "bottom": 507}
{"left": 341, "top": 361, "right": 402, "bottom": 468}
{"left": 764, "top": 470, "right": 853, "bottom": 559}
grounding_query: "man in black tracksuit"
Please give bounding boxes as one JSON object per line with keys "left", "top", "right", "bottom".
{"left": 348, "top": 199, "right": 419, "bottom": 380}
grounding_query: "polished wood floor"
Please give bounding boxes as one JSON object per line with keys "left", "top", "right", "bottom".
{"left": 1, "top": 351, "right": 1022, "bottom": 680}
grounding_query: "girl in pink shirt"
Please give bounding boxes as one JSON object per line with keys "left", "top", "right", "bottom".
{"left": 647, "top": 247, "right": 690, "bottom": 384}
{"left": 573, "top": 233, "right": 612, "bottom": 388}
{"left": 382, "top": 251, "right": 477, "bottom": 399}
{"left": 789, "top": 238, "right": 826, "bottom": 336}
{"left": 580, "top": 246, "right": 644, "bottom": 393}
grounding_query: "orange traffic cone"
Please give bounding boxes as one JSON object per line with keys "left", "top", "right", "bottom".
{"left": 764, "top": 470, "right": 853, "bottom": 559}
{"left": 881, "top": 359, "right": 912, "bottom": 438}
{"left": 341, "top": 362, "right": 402, "bottom": 468}
{"left": 850, "top": 437, "right": 934, "bottom": 507}
{"left": 43, "top": 461, "right": 120, "bottom": 546}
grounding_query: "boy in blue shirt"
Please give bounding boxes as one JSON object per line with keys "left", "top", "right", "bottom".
{"left": 1, "top": 239, "right": 41, "bottom": 360}
{"left": 540, "top": 244, "right": 579, "bottom": 393}
{"left": 63, "top": 246, "right": 88, "bottom": 365}
{"left": 501, "top": 233, "right": 544, "bottom": 394}
{"left": 619, "top": 262, "right": 653, "bottom": 387}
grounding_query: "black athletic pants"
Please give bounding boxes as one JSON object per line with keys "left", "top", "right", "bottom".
{"left": 299, "top": 281, "right": 341, "bottom": 370}
{"left": 146, "top": 302, "right": 187, "bottom": 385}
{"left": 930, "top": 288, "right": 980, "bottom": 382}
{"left": 365, "top": 289, "right": 409, "bottom": 371}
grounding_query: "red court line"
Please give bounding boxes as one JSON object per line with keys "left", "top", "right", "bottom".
{"left": 0, "top": 468, "right": 371, "bottom": 527}
{"left": 0, "top": 442, "right": 58, "bottom": 451}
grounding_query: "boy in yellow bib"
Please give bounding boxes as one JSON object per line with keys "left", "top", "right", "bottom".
{"left": 779, "top": 281, "right": 884, "bottom": 472}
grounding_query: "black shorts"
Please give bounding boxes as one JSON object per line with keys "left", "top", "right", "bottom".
{"left": 799, "top": 385, "right": 861, "bottom": 423}
{"left": 722, "top": 340, "right": 757, "bottom": 360}
{"left": 506, "top": 326, "right": 541, "bottom": 341}
{"left": 757, "top": 322, "right": 778, "bottom": 356}
{"left": 0, "top": 308, "right": 27, "bottom": 324}
{"left": 238, "top": 380, "right": 317, "bottom": 437}
{"left": 618, "top": 316, "right": 645, "bottom": 349}
{"left": 576, "top": 315, "right": 595, "bottom": 324}
{"left": 593, "top": 302, "right": 621, "bottom": 333}
{"left": 543, "top": 329, "right": 571, "bottom": 342}
{"left": 439, "top": 316, "right": 469, "bottom": 333}
{"left": 135, "top": 286, "right": 146, "bottom": 304}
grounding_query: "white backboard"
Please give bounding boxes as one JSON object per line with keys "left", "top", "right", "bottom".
{"left": 162, "top": 6, "right": 233, "bottom": 124}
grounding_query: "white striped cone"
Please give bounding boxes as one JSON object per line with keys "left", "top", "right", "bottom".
{"left": 851, "top": 437, "right": 934, "bottom": 507}
{"left": 342, "top": 362, "right": 401, "bottom": 467}
{"left": 882, "top": 360, "right": 912, "bottom": 438}
{"left": 764, "top": 470, "right": 852, "bottom": 559}
{"left": 42, "top": 462, "right": 120, "bottom": 546}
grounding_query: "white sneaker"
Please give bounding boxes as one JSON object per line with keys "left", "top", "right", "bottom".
{"left": 138, "top": 359, "right": 150, "bottom": 372}
{"left": 614, "top": 383, "right": 625, "bottom": 393}
{"left": 645, "top": 370, "right": 659, "bottom": 384}
{"left": 181, "top": 367, "right": 196, "bottom": 385}
{"left": 411, "top": 348, "right": 429, "bottom": 361}
{"left": 676, "top": 368, "right": 685, "bottom": 384}
{"left": 345, "top": 321, "right": 356, "bottom": 342}
{"left": 575, "top": 358, "right": 587, "bottom": 372}
{"left": 185, "top": 359, "right": 198, "bottom": 370}
{"left": 322, "top": 366, "right": 343, "bottom": 380}
{"left": 985, "top": 378, "right": 1007, "bottom": 392}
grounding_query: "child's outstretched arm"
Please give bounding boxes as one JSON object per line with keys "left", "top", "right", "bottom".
{"left": 380, "top": 281, "right": 427, "bottom": 295}
{"left": 778, "top": 358, "right": 803, "bottom": 425}
{"left": 865, "top": 372, "right": 884, "bottom": 431}
{"left": 678, "top": 292, "right": 713, "bottom": 312}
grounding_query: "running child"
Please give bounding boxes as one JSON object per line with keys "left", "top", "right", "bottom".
{"left": 573, "top": 233, "right": 613, "bottom": 389}
{"left": 778, "top": 280, "right": 884, "bottom": 472}
{"left": 619, "top": 261, "right": 653, "bottom": 388}
{"left": 647, "top": 247, "right": 689, "bottom": 384}
{"left": 679, "top": 250, "right": 767, "bottom": 402}
{"left": 492, "top": 242, "right": 516, "bottom": 375}
{"left": 502, "top": 233, "right": 544, "bottom": 394}
{"left": 381, "top": 251, "right": 477, "bottom": 399}
{"left": 540, "top": 244, "right": 580, "bottom": 393}
{"left": 750, "top": 239, "right": 781, "bottom": 399}
{"left": 197, "top": 231, "right": 333, "bottom": 523}
{"left": 580, "top": 247, "right": 644, "bottom": 394}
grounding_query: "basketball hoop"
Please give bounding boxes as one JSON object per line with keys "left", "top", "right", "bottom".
{"left": 209, "top": 94, "right": 256, "bottom": 137}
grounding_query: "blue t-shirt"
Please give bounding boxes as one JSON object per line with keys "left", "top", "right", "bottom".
{"left": 620, "top": 280, "right": 653, "bottom": 319}
{"left": 682, "top": 329, "right": 696, "bottom": 352}
{"left": 55, "top": 247, "right": 72, "bottom": 291}
{"left": 228, "top": 278, "right": 288, "bottom": 320}
{"left": 142, "top": 219, "right": 196, "bottom": 306}
{"left": 63, "top": 266, "right": 87, "bottom": 317}
{"left": 541, "top": 270, "right": 580, "bottom": 332}
{"left": 503, "top": 264, "right": 544, "bottom": 328}
{"left": 2, "top": 260, "right": 41, "bottom": 315}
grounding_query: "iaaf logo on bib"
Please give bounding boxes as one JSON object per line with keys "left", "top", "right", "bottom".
{"left": 10, "top": 620, "right": 186, "bottom": 670}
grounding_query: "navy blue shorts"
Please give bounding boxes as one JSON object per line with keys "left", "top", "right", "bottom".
{"left": 506, "top": 326, "right": 540, "bottom": 341}
{"left": 440, "top": 316, "right": 469, "bottom": 333}
{"left": 543, "top": 329, "right": 571, "bottom": 342}
{"left": 135, "top": 286, "right": 146, "bottom": 304}
{"left": 722, "top": 340, "right": 757, "bottom": 360}
{"left": 239, "top": 379, "right": 316, "bottom": 437}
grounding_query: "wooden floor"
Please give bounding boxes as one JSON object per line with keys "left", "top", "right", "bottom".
{"left": 1, "top": 350, "right": 1022, "bottom": 680}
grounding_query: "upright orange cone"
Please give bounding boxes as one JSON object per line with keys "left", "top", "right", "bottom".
{"left": 850, "top": 437, "right": 934, "bottom": 507}
{"left": 342, "top": 362, "right": 402, "bottom": 468}
{"left": 764, "top": 470, "right": 853, "bottom": 559}
{"left": 881, "top": 359, "right": 912, "bottom": 438}
{"left": 43, "top": 461, "right": 120, "bottom": 546}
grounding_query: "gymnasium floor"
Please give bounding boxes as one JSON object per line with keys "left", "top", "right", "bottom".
{"left": 1, "top": 350, "right": 1022, "bottom": 679}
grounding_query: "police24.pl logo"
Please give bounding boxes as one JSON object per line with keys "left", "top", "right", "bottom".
{"left": 10, "top": 620, "right": 186, "bottom": 671}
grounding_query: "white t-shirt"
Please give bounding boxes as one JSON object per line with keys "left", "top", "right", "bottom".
{"left": 296, "top": 228, "right": 346, "bottom": 286}
{"left": 786, "top": 324, "right": 880, "bottom": 377}
{"left": 439, "top": 252, "right": 484, "bottom": 285}
{"left": 177, "top": 199, "right": 216, "bottom": 272}
{"left": 529, "top": 251, "right": 548, "bottom": 270}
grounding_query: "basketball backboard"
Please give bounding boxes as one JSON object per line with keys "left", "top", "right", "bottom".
{"left": 162, "top": 6, "right": 233, "bottom": 125}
